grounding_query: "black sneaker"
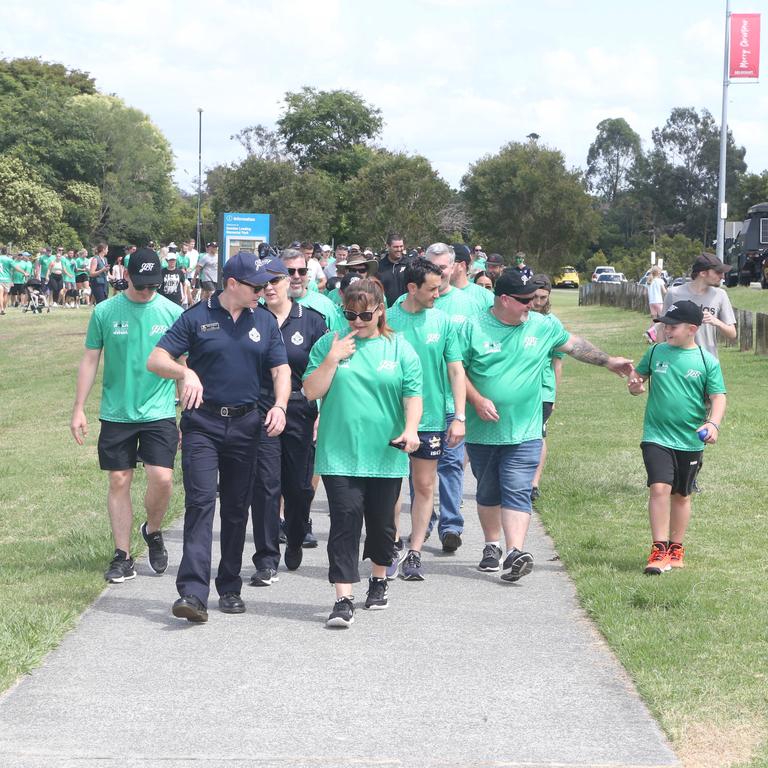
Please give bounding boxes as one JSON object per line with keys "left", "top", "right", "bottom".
{"left": 364, "top": 577, "right": 389, "bottom": 609}
{"left": 250, "top": 568, "right": 279, "bottom": 586}
{"left": 284, "top": 544, "right": 303, "bottom": 571}
{"left": 141, "top": 522, "right": 168, "bottom": 574}
{"left": 501, "top": 549, "right": 534, "bottom": 582}
{"left": 172, "top": 595, "right": 208, "bottom": 622}
{"left": 104, "top": 550, "right": 136, "bottom": 583}
{"left": 442, "top": 531, "right": 462, "bottom": 553}
{"left": 218, "top": 592, "right": 246, "bottom": 614}
{"left": 326, "top": 596, "right": 355, "bottom": 628}
{"left": 478, "top": 544, "right": 503, "bottom": 572}
{"left": 302, "top": 518, "right": 318, "bottom": 549}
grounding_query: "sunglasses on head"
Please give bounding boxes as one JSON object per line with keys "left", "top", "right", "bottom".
{"left": 237, "top": 279, "right": 265, "bottom": 292}
{"left": 287, "top": 267, "right": 308, "bottom": 276}
{"left": 343, "top": 309, "right": 377, "bottom": 322}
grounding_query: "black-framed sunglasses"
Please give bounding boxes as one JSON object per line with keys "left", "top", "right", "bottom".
{"left": 506, "top": 294, "right": 535, "bottom": 305}
{"left": 287, "top": 267, "right": 308, "bottom": 276}
{"left": 266, "top": 275, "right": 287, "bottom": 285}
{"left": 237, "top": 279, "right": 265, "bottom": 292}
{"left": 343, "top": 309, "right": 376, "bottom": 322}
{"left": 134, "top": 284, "right": 158, "bottom": 292}
{"left": 346, "top": 265, "right": 369, "bottom": 274}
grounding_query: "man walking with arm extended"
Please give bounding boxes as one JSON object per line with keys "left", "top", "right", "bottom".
{"left": 464, "top": 269, "right": 634, "bottom": 583}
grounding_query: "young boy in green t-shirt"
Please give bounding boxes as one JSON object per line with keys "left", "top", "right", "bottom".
{"left": 627, "top": 300, "right": 727, "bottom": 574}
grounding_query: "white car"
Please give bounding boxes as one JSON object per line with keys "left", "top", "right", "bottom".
{"left": 591, "top": 266, "right": 616, "bottom": 282}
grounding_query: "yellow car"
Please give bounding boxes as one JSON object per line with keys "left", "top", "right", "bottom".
{"left": 553, "top": 266, "right": 580, "bottom": 288}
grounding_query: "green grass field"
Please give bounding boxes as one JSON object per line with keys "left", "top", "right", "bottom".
{"left": 724, "top": 285, "right": 768, "bottom": 314}
{"left": 0, "top": 305, "right": 184, "bottom": 693}
{"left": 1, "top": 294, "right": 766, "bottom": 767}
{"left": 545, "top": 289, "right": 768, "bottom": 768}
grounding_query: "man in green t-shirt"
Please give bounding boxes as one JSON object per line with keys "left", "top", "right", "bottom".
{"left": 451, "top": 244, "right": 494, "bottom": 314}
{"left": 0, "top": 250, "right": 15, "bottom": 315}
{"left": 71, "top": 248, "right": 183, "bottom": 585}
{"left": 387, "top": 259, "right": 466, "bottom": 580}
{"left": 10, "top": 253, "right": 32, "bottom": 308}
{"left": 464, "top": 268, "right": 634, "bottom": 583}
{"left": 628, "top": 300, "right": 726, "bottom": 575}
{"left": 283, "top": 248, "right": 346, "bottom": 332}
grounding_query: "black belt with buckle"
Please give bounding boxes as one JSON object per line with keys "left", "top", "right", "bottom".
{"left": 200, "top": 403, "right": 257, "bottom": 418}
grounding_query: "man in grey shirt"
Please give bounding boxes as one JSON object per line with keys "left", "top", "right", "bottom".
{"left": 195, "top": 242, "right": 219, "bottom": 303}
{"left": 659, "top": 253, "right": 736, "bottom": 357}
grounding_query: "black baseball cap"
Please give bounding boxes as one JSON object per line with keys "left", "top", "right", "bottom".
{"left": 127, "top": 247, "right": 162, "bottom": 286}
{"left": 452, "top": 244, "right": 472, "bottom": 265}
{"left": 657, "top": 300, "right": 703, "bottom": 326}
{"left": 691, "top": 253, "right": 732, "bottom": 275}
{"left": 487, "top": 253, "right": 505, "bottom": 266}
{"left": 494, "top": 268, "right": 536, "bottom": 297}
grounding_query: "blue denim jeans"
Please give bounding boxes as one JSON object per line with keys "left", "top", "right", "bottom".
{"left": 465, "top": 439, "right": 543, "bottom": 513}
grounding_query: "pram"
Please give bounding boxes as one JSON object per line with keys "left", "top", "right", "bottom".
{"left": 24, "top": 279, "right": 50, "bottom": 313}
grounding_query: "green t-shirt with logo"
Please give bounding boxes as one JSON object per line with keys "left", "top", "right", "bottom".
{"left": 75, "top": 257, "right": 89, "bottom": 276}
{"left": 463, "top": 309, "right": 570, "bottom": 445}
{"left": 175, "top": 254, "right": 190, "bottom": 271}
{"left": 62, "top": 257, "right": 75, "bottom": 281}
{"left": 540, "top": 314, "right": 566, "bottom": 403}
{"left": 457, "top": 281, "right": 493, "bottom": 313}
{"left": 388, "top": 296, "right": 462, "bottom": 431}
{"left": 433, "top": 287, "right": 473, "bottom": 413}
{"left": 636, "top": 343, "right": 726, "bottom": 451}
{"left": 12, "top": 261, "right": 31, "bottom": 284}
{"left": 85, "top": 293, "right": 183, "bottom": 423}
{"left": 0, "top": 255, "right": 14, "bottom": 282}
{"left": 37, "top": 255, "right": 52, "bottom": 280}
{"left": 296, "top": 290, "right": 346, "bottom": 332}
{"left": 304, "top": 332, "right": 422, "bottom": 477}
{"left": 327, "top": 287, "right": 342, "bottom": 306}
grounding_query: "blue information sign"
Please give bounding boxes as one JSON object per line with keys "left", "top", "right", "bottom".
{"left": 219, "top": 212, "right": 272, "bottom": 264}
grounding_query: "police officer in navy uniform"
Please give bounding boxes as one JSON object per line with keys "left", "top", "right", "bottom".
{"left": 147, "top": 252, "right": 290, "bottom": 622}
{"left": 249, "top": 260, "right": 329, "bottom": 585}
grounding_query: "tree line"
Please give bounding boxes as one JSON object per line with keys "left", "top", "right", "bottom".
{"left": 3, "top": 58, "right": 768, "bottom": 277}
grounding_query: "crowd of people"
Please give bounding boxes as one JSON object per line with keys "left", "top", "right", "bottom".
{"left": 68, "top": 235, "right": 729, "bottom": 628}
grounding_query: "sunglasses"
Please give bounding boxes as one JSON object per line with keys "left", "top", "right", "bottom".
{"left": 134, "top": 284, "right": 158, "bottom": 292}
{"left": 287, "top": 267, "right": 308, "bottom": 276}
{"left": 237, "top": 279, "right": 265, "bottom": 292}
{"left": 266, "top": 275, "right": 286, "bottom": 285}
{"left": 506, "top": 294, "right": 535, "bottom": 305}
{"left": 343, "top": 309, "right": 377, "bottom": 322}
{"left": 346, "top": 265, "right": 369, "bottom": 274}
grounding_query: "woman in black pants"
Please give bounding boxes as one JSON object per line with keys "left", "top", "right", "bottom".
{"left": 303, "top": 278, "right": 422, "bottom": 628}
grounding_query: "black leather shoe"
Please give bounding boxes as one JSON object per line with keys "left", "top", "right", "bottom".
{"left": 218, "top": 592, "right": 246, "bottom": 614}
{"left": 172, "top": 595, "right": 208, "bottom": 623}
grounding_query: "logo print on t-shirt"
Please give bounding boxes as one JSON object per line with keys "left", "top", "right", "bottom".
{"left": 150, "top": 324, "right": 168, "bottom": 336}
{"left": 685, "top": 369, "right": 702, "bottom": 378}
{"left": 425, "top": 333, "right": 440, "bottom": 344}
{"left": 249, "top": 328, "right": 261, "bottom": 343}
{"left": 377, "top": 360, "right": 397, "bottom": 372}
{"left": 112, "top": 320, "right": 128, "bottom": 335}
{"left": 524, "top": 336, "right": 538, "bottom": 348}
{"left": 482, "top": 341, "right": 502, "bottom": 354}
{"left": 291, "top": 331, "right": 304, "bottom": 346}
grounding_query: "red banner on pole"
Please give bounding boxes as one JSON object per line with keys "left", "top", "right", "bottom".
{"left": 729, "top": 13, "right": 761, "bottom": 79}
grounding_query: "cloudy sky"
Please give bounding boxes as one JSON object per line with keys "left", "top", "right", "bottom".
{"left": 1, "top": 0, "right": 765, "bottom": 196}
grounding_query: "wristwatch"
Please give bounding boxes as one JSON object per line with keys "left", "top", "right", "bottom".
{"left": 454, "top": 414, "right": 466, "bottom": 422}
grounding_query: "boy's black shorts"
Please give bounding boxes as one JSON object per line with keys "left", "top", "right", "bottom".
{"left": 411, "top": 431, "right": 444, "bottom": 460}
{"left": 641, "top": 442, "right": 703, "bottom": 497}
{"left": 98, "top": 418, "right": 178, "bottom": 470}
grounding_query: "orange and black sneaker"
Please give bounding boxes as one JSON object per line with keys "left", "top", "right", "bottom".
{"left": 644, "top": 543, "right": 672, "bottom": 575}
{"left": 668, "top": 544, "right": 685, "bottom": 569}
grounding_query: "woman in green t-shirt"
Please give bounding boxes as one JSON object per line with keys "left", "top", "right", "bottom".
{"left": 304, "top": 278, "right": 422, "bottom": 628}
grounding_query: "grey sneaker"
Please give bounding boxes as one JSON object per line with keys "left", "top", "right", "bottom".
{"left": 501, "top": 549, "right": 534, "bottom": 582}
{"left": 401, "top": 550, "right": 424, "bottom": 581}
{"left": 364, "top": 577, "right": 389, "bottom": 610}
{"left": 386, "top": 541, "right": 408, "bottom": 580}
{"left": 478, "top": 544, "right": 503, "bottom": 572}
{"left": 250, "top": 568, "right": 279, "bottom": 586}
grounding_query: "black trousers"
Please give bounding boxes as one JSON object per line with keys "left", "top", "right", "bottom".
{"left": 322, "top": 475, "right": 402, "bottom": 584}
{"left": 177, "top": 408, "right": 261, "bottom": 605}
{"left": 251, "top": 399, "right": 317, "bottom": 570}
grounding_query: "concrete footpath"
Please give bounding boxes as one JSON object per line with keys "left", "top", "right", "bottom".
{"left": 0, "top": 475, "right": 679, "bottom": 768}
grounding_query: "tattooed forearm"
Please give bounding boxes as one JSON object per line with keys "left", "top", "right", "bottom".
{"left": 566, "top": 335, "right": 610, "bottom": 366}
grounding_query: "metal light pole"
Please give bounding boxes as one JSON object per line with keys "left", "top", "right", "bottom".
{"left": 196, "top": 107, "right": 203, "bottom": 254}
{"left": 716, "top": 0, "right": 731, "bottom": 261}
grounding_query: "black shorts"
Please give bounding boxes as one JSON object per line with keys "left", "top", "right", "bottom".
{"left": 76, "top": 274, "right": 88, "bottom": 284}
{"left": 542, "top": 402, "right": 554, "bottom": 438}
{"left": 10, "top": 284, "right": 26, "bottom": 295}
{"left": 98, "top": 418, "right": 178, "bottom": 471}
{"left": 641, "top": 442, "right": 703, "bottom": 497}
{"left": 411, "top": 431, "right": 444, "bottom": 460}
